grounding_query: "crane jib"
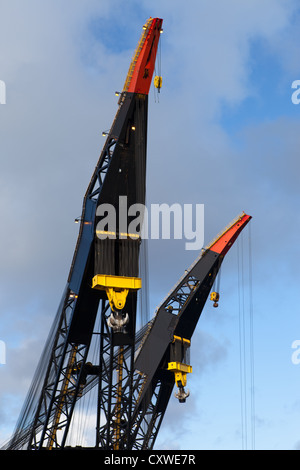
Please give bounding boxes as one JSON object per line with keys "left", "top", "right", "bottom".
{"left": 4, "top": 17, "right": 252, "bottom": 452}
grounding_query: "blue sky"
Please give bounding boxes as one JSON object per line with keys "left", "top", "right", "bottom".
{"left": 1, "top": 0, "right": 300, "bottom": 450}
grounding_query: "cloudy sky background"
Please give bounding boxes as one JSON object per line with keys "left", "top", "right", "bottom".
{"left": 1, "top": 0, "right": 300, "bottom": 450}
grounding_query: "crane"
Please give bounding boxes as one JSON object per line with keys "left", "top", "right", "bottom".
{"left": 4, "top": 17, "right": 251, "bottom": 451}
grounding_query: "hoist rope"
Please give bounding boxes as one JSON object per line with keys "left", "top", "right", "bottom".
{"left": 153, "top": 34, "right": 162, "bottom": 103}
{"left": 238, "top": 233, "right": 247, "bottom": 449}
{"left": 212, "top": 264, "right": 221, "bottom": 296}
{"left": 248, "top": 223, "right": 255, "bottom": 449}
{"left": 237, "top": 225, "right": 255, "bottom": 450}
{"left": 64, "top": 307, "right": 102, "bottom": 447}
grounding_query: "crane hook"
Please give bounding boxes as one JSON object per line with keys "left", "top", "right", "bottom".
{"left": 210, "top": 291, "right": 220, "bottom": 308}
{"left": 174, "top": 380, "right": 190, "bottom": 403}
{"left": 154, "top": 75, "right": 162, "bottom": 92}
{"left": 108, "top": 311, "right": 129, "bottom": 332}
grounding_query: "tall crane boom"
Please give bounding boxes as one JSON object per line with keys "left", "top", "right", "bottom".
{"left": 5, "top": 17, "right": 163, "bottom": 451}
{"left": 129, "top": 213, "right": 251, "bottom": 449}
{"left": 4, "top": 18, "right": 252, "bottom": 451}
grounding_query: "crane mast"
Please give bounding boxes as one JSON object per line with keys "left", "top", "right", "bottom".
{"left": 4, "top": 18, "right": 252, "bottom": 451}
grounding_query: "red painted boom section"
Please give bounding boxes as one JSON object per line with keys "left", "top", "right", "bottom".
{"left": 125, "top": 17, "right": 163, "bottom": 95}
{"left": 209, "top": 213, "right": 252, "bottom": 256}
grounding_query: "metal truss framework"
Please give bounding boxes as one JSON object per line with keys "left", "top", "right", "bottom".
{"left": 27, "top": 131, "right": 119, "bottom": 449}
{"left": 19, "top": 90, "right": 150, "bottom": 450}
{"left": 127, "top": 213, "right": 252, "bottom": 449}
{"left": 96, "top": 300, "right": 137, "bottom": 449}
{"left": 4, "top": 18, "right": 253, "bottom": 452}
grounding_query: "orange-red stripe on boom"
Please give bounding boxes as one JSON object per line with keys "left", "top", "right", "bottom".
{"left": 123, "top": 17, "right": 163, "bottom": 95}
{"left": 208, "top": 213, "right": 252, "bottom": 256}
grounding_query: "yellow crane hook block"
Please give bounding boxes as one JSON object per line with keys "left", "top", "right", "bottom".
{"left": 210, "top": 291, "right": 220, "bottom": 307}
{"left": 154, "top": 75, "right": 162, "bottom": 91}
{"left": 167, "top": 335, "right": 192, "bottom": 403}
{"left": 92, "top": 274, "right": 142, "bottom": 311}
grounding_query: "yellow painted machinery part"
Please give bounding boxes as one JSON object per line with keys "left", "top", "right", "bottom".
{"left": 210, "top": 291, "right": 220, "bottom": 302}
{"left": 92, "top": 274, "right": 142, "bottom": 290}
{"left": 92, "top": 274, "right": 142, "bottom": 311}
{"left": 106, "top": 287, "right": 129, "bottom": 311}
{"left": 96, "top": 229, "right": 140, "bottom": 239}
{"left": 168, "top": 337, "right": 192, "bottom": 388}
{"left": 167, "top": 361, "right": 192, "bottom": 374}
{"left": 154, "top": 76, "right": 162, "bottom": 89}
{"left": 175, "top": 372, "right": 187, "bottom": 388}
{"left": 173, "top": 335, "right": 190, "bottom": 346}
{"left": 167, "top": 362, "right": 192, "bottom": 388}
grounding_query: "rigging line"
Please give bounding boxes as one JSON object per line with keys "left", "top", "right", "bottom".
{"left": 237, "top": 237, "right": 245, "bottom": 449}
{"left": 69, "top": 315, "right": 101, "bottom": 447}
{"left": 67, "top": 371, "right": 84, "bottom": 447}
{"left": 153, "top": 35, "right": 162, "bottom": 104}
{"left": 212, "top": 263, "right": 221, "bottom": 294}
{"left": 241, "top": 232, "right": 248, "bottom": 449}
{"left": 158, "top": 32, "right": 162, "bottom": 76}
{"left": 216, "top": 265, "right": 221, "bottom": 294}
{"left": 80, "top": 315, "right": 103, "bottom": 444}
{"left": 75, "top": 393, "right": 84, "bottom": 445}
{"left": 77, "top": 377, "right": 90, "bottom": 446}
{"left": 153, "top": 66, "right": 159, "bottom": 103}
{"left": 82, "top": 384, "right": 97, "bottom": 446}
{"left": 237, "top": 225, "right": 255, "bottom": 451}
{"left": 139, "top": 237, "right": 149, "bottom": 328}
{"left": 248, "top": 222, "right": 255, "bottom": 449}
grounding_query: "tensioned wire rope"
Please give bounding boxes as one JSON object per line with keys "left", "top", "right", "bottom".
{"left": 153, "top": 28, "right": 162, "bottom": 103}
{"left": 64, "top": 312, "right": 152, "bottom": 447}
{"left": 237, "top": 224, "right": 255, "bottom": 450}
{"left": 67, "top": 313, "right": 102, "bottom": 447}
